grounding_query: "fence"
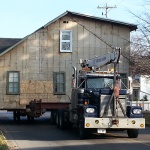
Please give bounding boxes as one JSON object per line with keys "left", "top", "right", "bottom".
{"left": 130, "top": 101, "right": 150, "bottom": 112}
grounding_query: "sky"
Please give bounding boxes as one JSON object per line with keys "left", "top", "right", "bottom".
{"left": 0, "top": 0, "right": 147, "bottom": 38}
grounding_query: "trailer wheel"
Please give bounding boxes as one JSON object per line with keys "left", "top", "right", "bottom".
{"left": 50, "top": 110, "right": 56, "bottom": 125}
{"left": 56, "top": 110, "right": 60, "bottom": 128}
{"left": 13, "top": 111, "right": 20, "bottom": 121}
{"left": 127, "top": 129, "right": 139, "bottom": 138}
{"left": 58, "top": 109, "right": 66, "bottom": 129}
{"left": 13, "top": 111, "right": 17, "bottom": 121}
{"left": 27, "top": 115, "right": 30, "bottom": 121}
{"left": 27, "top": 115, "right": 34, "bottom": 121}
{"left": 16, "top": 111, "right": 21, "bottom": 121}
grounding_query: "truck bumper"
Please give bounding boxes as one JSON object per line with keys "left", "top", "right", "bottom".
{"left": 84, "top": 117, "right": 145, "bottom": 129}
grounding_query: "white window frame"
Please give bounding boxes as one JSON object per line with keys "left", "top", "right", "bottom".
{"left": 60, "top": 30, "right": 72, "bottom": 52}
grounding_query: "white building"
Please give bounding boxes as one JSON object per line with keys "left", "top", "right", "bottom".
{"left": 132, "top": 75, "right": 150, "bottom": 101}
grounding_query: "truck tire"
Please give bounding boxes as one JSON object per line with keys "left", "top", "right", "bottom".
{"left": 127, "top": 129, "right": 139, "bottom": 138}
{"left": 79, "top": 117, "right": 89, "bottom": 139}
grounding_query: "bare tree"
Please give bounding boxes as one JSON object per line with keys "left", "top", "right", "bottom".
{"left": 129, "top": 0, "right": 150, "bottom": 76}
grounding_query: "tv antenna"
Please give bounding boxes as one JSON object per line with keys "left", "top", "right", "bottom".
{"left": 97, "top": 3, "right": 117, "bottom": 18}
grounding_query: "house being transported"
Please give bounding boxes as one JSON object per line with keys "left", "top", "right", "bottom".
{"left": 0, "top": 11, "right": 137, "bottom": 120}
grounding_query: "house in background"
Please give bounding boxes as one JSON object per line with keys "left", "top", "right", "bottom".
{"left": 0, "top": 38, "right": 21, "bottom": 53}
{"left": 132, "top": 75, "right": 150, "bottom": 101}
{"left": 0, "top": 11, "right": 137, "bottom": 118}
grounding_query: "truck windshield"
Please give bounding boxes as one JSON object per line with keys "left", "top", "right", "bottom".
{"left": 87, "top": 78, "right": 113, "bottom": 89}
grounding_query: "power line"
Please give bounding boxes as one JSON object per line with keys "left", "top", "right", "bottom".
{"left": 97, "top": 3, "right": 117, "bottom": 18}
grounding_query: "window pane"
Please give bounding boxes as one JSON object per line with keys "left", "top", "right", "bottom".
{"left": 59, "top": 83, "right": 64, "bottom": 92}
{"left": 62, "top": 32, "right": 70, "bottom": 40}
{"left": 14, "top": 77, "right": 18, "bottom": 82}
{"left": 9, "top": 73, "right": 14, "bottom": 78}
{"left": 14, "top": 83, "right": 18, "bottom": 88}
{"left": 9, "top": 77, "right": 14, "bottom": 82}
{"left": 9, "top": 83, "right": 13, "bottom": 88}
{"left": 56, "top": 74, "right": 60, "bottom": 82}
{"left": 14, "top": 73, "right": 18, "bottom": 78}
{"left": 54, "top": 72, "right": 65, "bottom": 94}
{"left": 14, "top": 88, "right": 18, "bottom": 93}
{"left": 55, "top": 83, "right": 58, "bottom": 92}
{"left": 120, "top": 74, "right": 127, "bottom": 89}
{"left": 7, "top": 72, "right": 20, "bottom": 94}
{"left": 59, "top": 74, "right": 64, "bottom": 82}
{"left": 62, "top": 42, "right": 70, "bottom": 50}
{"left": 9, "top": 87, "right": 13, "bottom": 92}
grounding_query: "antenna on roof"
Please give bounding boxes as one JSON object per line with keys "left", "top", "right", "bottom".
{"left": 97, "top": 3, "right": 117, "bottom": 18}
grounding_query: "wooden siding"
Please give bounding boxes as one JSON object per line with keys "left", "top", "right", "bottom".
{"left": 0, "top": 14, "right": 130, "bottom": 109}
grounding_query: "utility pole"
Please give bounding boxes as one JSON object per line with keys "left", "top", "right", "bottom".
{"left": 97, "top": 3, "right": 117, "bottom": 18}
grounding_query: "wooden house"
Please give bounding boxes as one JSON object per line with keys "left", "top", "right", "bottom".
{"left": 0, "top": 11, "right": 137, "bottom": 112}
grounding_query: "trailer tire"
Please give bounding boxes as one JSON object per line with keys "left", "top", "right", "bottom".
{"left": 13, "top": 111, "right": 17, "bottom": 121}
{"left": 58, "top": 109, "right": 66, "bottom": 129}
{"left": 127, "top": 129, "right": 139, "bottom": 138}
{"left": 27, "top": 116, "right": 34, "bottom": 121}
{"left": 27, "top": 115, "right": 30, "bottom": 121}
{"left": 56, "top": 110, "right": 60, "bottom": 128}
{"left": 16, "top": 111, "right": 21, "bottom": 121}
{"left": 50, "top": 110, "right": 56, "bottom": 125}
{"left": 13, "top": 111, "right": 20, "bottom": 121}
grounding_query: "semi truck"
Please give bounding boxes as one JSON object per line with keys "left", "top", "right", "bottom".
{"left": 53, "top": 48, "right": 145, "bottom": 139}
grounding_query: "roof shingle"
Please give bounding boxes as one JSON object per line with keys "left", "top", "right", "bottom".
{"left": 0, "top": 38, "right": 22, "bottom": 53}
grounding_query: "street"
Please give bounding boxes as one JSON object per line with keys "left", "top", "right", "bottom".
{"left": 0, "top": 111, "right": 150, "bottom": 150}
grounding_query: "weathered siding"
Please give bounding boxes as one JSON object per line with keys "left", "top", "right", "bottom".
{"left": 0, "top": 14, "right": 131, "bottom": 109}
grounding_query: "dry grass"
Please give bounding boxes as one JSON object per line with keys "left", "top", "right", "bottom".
{"left": 0, "top": 134, "right": 9, "bottom": 150}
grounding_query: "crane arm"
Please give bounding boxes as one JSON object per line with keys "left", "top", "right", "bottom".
{"left": 80, "top": 48, "right": 121, "bottom": 69}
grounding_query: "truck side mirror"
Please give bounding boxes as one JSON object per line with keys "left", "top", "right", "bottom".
{"left": 128, "top": 76, "right": 133, "bottom": 95}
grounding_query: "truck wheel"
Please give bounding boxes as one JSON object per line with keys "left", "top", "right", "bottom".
{"left": 127, "top": 129, "right": 139, "bottom": 138}
{"left": 79, "top": 117, "right": 88, "bottom": 139}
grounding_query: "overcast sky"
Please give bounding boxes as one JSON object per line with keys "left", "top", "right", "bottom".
{"left": 0, "top": 0, "right": 147, "bottom": 38}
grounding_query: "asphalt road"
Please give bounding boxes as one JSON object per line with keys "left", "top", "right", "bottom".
{"left": 0, "top": 111, "right": 150, "bottom": 150}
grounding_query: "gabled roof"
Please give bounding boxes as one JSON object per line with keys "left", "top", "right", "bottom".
{"left": 44, "top": 11, "right": 137, "bottom": 31}
{"left": 0, "top": 11, "right": 137, "bottom": 56}
{"left": 0, "top": 38, "right": 22, "bottom": 53}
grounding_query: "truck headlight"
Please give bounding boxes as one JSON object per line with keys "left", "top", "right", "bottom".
{"left": 132, "top": 109, "right": 142, "bottom": 114}
{"left": 86, "top": 108, "right": 95, "bottom": 113}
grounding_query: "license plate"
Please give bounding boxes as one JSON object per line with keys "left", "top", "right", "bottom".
{"left": 97, "top": 129, "right": 106, "bottom": 134}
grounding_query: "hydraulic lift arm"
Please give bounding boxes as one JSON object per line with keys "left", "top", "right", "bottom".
{"left": 80, "top": 48, "right": 121, "bottom": 70}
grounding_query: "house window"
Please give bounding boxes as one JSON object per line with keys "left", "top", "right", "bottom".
{"left": 7, "top": 71, "right": 20, "bottom": 94}
{"left": 60, "top": 30, "right": 72, "bottom": 52}
{"left": 53, "top": 72, "right": 66, "bottom": 94}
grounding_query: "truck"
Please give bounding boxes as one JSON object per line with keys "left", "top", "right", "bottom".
{"left": 54, "top": 48, "right": 145, "bottom": 139}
